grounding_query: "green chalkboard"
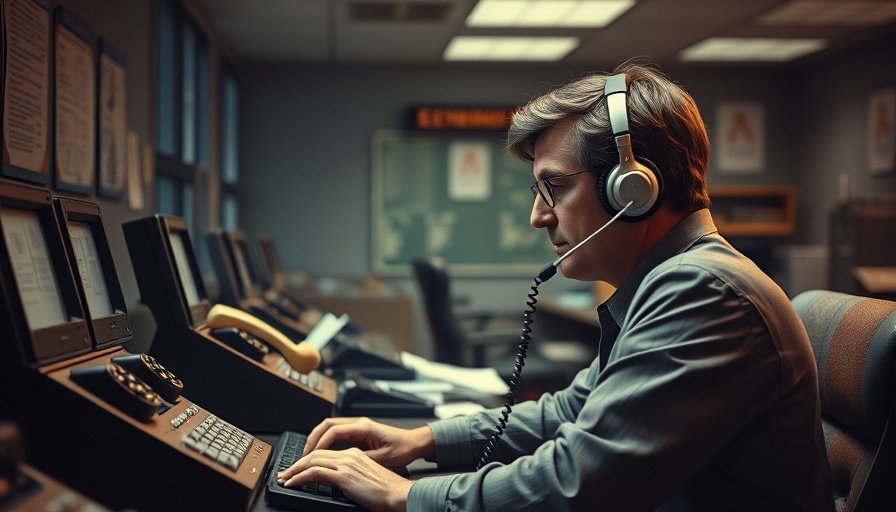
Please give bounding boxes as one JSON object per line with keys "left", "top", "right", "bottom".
{"left": 371, "top": 130, "right": 555, "bottom": 276}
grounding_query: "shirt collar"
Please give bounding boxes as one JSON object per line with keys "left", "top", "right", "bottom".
{"left": 603, "top": 208, "right": 719, "bottom": 322}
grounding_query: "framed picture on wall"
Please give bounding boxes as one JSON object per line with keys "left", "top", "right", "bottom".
{"left": 1, "top": 0, "right": 52, "bottom": 185}
{"left": 868, "top": 87, "right": 895, "bottom": 175}
{"left": 715, "top": 102, "right": 765, "bottom": 175}
{"left": 52, "top": 6, "right": 95, "bottom": 195}
{"left": 97, "top": 39, "right": 127, "bottom": 198}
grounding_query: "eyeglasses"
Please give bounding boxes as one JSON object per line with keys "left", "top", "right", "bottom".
{"left": 531, "top": 170, "right": 591, "bottom": 208}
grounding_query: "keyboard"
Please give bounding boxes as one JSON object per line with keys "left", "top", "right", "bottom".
{"left": 264, "top": 430, "right": 359, "bottom": 511}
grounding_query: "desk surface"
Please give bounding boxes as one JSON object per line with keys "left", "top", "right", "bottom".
{"left": 853, "top": 266, "right": 896, "bottom": 294}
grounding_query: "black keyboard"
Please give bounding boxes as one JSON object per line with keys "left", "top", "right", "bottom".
{"left": 264, "top": 431, "right": 359, "bottom": 511}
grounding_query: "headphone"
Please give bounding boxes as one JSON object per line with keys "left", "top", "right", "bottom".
{"left": 597, "top": 73, "right": 663, "bottom": 222}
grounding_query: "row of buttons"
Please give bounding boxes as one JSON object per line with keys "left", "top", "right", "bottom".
{"left": 169, "top": 404, "right": 200, "bottom": 429}
{"left": 277, "top": 360, "right": 324, "bottom": 391}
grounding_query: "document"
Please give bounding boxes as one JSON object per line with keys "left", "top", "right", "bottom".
{"left": 2, "top": 0, "right": 51, "bottom": 177}
{"left": 400, "top": 351, "right": 509, "bottom": 396}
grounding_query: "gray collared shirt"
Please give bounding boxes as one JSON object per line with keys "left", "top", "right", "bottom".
{"left": 408, "top": 209, "right": 833, "bottom": 511}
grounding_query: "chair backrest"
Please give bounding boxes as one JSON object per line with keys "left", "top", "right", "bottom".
{"left": 411, "top": 256, "right": 469, "bottom": 366}
{"left": 791, "top": 290, "right": 896, "bottom": 512}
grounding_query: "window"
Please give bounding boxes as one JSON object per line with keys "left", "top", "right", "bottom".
{"left": 155, "top": 0, "right": 209, "bottom": 236}
{"left": 220, "top": 62, "right": 239, "bottom": 230}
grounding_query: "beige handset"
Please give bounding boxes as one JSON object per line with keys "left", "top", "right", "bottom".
{"left": 207, "top": 304, "right": 321, "bottom": 374}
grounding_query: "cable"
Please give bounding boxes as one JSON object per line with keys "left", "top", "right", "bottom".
{"left": 476, "top": 274, "right": 543, "bottom": 469}
{"left": 474, "top": 201, "right": 632, "bottom": 469}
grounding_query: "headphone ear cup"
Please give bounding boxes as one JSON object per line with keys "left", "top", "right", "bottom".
{"left": 597, "top": 158, "right": 664, "bottom": 222}
{"left": 596, "top": 166, "right": 617, "bottom": 218}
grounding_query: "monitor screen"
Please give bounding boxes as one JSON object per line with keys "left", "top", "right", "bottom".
{"left": 67, "top": 220, "right": 114, "bottom": 318}
{"left": 0, "top": 184, "right": 91, "bottom": 365}
{"left": 231, "top": 235, "right": 258, "bottom": 298}
{"left": 168, "top": 228, "right": 202, "bottom": 308}
{"left": 257, "top": 236, "right": 284, "bottom": 288}
{"left": 54, "top": 196, "right": 131, "bottom": 349}
{"left": 123, "top": 214, "right": 210, "bottom": 332}
{"left": 0, "top": 207, "right": 68, "bottom": 330}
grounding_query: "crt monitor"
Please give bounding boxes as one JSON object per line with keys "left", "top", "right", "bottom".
{"left": 205, "top": 229, "right": 265, "bottom": 307}
{"left": 255, "top": 235, "right": 285, "bottom": 290}
{"left": 53, "top": 197, "right": 131, "bottom": 349}
{"left": 123, "top": 214, "right": 211, "bottom": 332}
{"left": 226, "top": 230, "right": 263, "bottom": 301}
{"left": 0, "top": 181, "right": 90, "bottom": 366}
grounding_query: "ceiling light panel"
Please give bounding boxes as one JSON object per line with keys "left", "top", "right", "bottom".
{"left": 679, "top": 37, "right": 828, "bottom": 62}
{"left": 466, "top": 0, "right": 635, "bottom": 27}
{"left": 757, "top": 1, "right": 896, "bottom": 26}
{"left": 443, "top": 36, "right": 580, "bottom": 60}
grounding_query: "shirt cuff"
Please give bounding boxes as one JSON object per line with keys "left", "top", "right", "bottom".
{"left": 408, "top": 475, "right": 457, "bottom": 512}
{"left": 429, "top": 416, "right": 474, "bottom": 469}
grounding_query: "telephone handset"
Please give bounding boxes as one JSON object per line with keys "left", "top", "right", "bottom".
{"left": 111, "top": 353, "right": 184, "bottom": 404}
{"left": 206, "top": 304, "right": 321, "bottom": 374}
{"left": 69, "top": 362, "right": 163, "bottom": 422}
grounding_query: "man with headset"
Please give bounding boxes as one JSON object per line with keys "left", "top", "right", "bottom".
{"left": 276, "top": 58, "right": 833, "bottom": 511}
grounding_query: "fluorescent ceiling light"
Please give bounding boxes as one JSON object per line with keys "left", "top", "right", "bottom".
{"left": 679, "top": 37, "right": 828, "bottom": 62}
{"left": 757, "top": 1, "right": 896, "bottom": 26}
{"left": 466, "top": 0, "right": 635, "bottom": 27}
{"left": 444, "top": 36, "right": 580, "bottom": 61}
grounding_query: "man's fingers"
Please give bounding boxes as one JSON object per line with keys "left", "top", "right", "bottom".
{"left": 303, "top": 417, "right": 367, "bottom": 455}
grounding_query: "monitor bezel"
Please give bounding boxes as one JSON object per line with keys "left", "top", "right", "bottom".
{"left": 224, "top": 230, "right": 263, "bottom": 301}
{"left": 0, "top": 181, "right": 91, "bottom": 366}
{"left": 205, "top": 229, "right": 243, "bottom": 307}
{"left": 255, "top": 235, "right": 285, "bottom": 290}
{"left": 53, "top": 197, "right": 131, "bottom": 349}
{"left": 161, "top": 216, "right": 211, "bottom": 328}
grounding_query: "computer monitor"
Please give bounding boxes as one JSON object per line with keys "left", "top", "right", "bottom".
{"left": 0, "top": 181, "right": 90, "bottom": 366}
{"left": 255, "top": 235, "right": 285, "bottom": 290}
{"left": 206, "top": 229, "right": 265, "bottom": 307}
{"left": 123, "top": 214, "right": 211, "bottom": 332}
{"left": 53, "top": 197, "right": 131, "bottom": 349}
{"left": 229, "top": 231, "right": 263, "bottom": 301}
{"left": 205, "top": 230, "right": 242, "bottom": 307}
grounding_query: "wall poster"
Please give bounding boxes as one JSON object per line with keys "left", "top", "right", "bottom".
{"left": 2, "top": 0, "right": 51, "bottom": 184}
{"left": 715, "top": 102, "right": 765, "bottom": 174}
{"left": 53, "top": 7, "right": 95, "bottom": 194}
{"left": 97, "top": 40, "right": 126, "bottom": 197}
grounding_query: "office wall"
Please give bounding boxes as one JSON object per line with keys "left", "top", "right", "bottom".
{"left": 238, "top": 62, "right": 805, "bottom": 313}
{"left": 793, "top": 34, "right": 896, "bottom": 244}
{"left": 25, "top": 0, "right": 234, "bottom": 353}
{"left": 43, "top": 0, "right": 158, "bottom": 347}
{"left": 19, "top": 1, "right": 893, "bottom": 354}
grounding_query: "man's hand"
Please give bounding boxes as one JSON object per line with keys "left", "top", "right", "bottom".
{"left": 277, "top": 447, "right": 413, "bottom": 512}
{"left": 302, "top": 416, "right": 435, "bottom": 468}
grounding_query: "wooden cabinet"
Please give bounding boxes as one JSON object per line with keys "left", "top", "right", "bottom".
{"left": 709, "top": 185, "right": 795, "bottom": 236}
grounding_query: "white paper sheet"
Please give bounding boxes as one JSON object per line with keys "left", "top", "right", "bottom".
{"left": 400, "top": 351, "right": 509, "bottom": 396}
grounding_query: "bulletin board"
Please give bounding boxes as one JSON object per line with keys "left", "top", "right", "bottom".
{"left": 371, "top": 130, "right": 555, "bottom": 277}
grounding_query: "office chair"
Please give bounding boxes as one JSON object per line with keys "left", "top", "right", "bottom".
{"left": 411, "top": 256, "right": 585, "bottom": 398}
{"left": 791, "top": 290, "right": 896, "bottom": 512}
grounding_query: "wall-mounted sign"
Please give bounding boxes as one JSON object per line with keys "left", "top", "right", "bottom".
{"left": 715, "top": 102, "right": 765, "bottom": 174}
{"left": 868, "top": 88, "right": 895, "bottom": 175}
{"left": 412, "top": 106, "right": 517, "bottom": 131}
